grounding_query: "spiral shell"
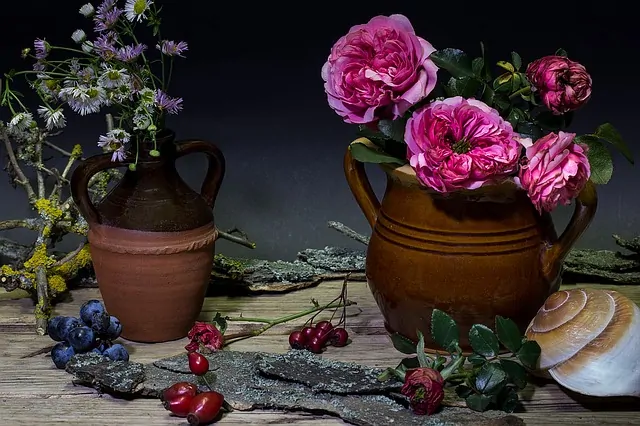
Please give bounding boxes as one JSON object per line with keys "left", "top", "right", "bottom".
{"left": 525, "top": 288, "right": 640, "bottom": 397}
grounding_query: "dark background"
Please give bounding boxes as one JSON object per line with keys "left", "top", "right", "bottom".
{"left": 0, "top": 0, "right": 637, "bottom": 260}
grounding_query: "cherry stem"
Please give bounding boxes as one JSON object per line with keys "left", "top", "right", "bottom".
{"left": 223, "top": 299, "right": 356, "bottom": 345}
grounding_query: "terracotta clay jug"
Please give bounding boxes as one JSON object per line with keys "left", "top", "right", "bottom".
{"left": 70, "top": 129, "right": 225, "bottom": 343}
{"left": 344, "top": 138, "right": 598, "bottom": 352}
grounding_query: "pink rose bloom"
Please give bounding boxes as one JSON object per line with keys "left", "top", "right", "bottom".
{"left": 401, "top": 367, "right": 445, "bottom": 415}
{"left": 526, "top": 55, "right": 592, "bottom": 115}
{"left": 516, "top": 131, "right": 590, "bottom": 213}
{"left": 321, "top": 14, "right": 438, "bottom": 124}
{"left": 405, "top": 96, "right": 523, "bottom": 193}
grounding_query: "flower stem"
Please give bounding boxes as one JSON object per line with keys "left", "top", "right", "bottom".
{"left": 223, "top": 300, "right": 356, "bottom": 344}
{"left": 440, "top": 354, "right": 466, "bottom": 380}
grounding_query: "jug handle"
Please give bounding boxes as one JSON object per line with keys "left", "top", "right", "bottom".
{"left": 70, "top": 154, "right": 130, "bottom": 225}
{"left": 542, "top": 180, "right": 598, "bottom": 281}
{"left": 343, "top": 138, "right": 382, "bottom": 229}
{"left": 175, "top": 139, "right": 226, "bottom": 209}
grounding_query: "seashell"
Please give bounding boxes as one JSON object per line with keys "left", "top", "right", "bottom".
{"left": 525, "top": 288, "right": 640, "bottom": 397}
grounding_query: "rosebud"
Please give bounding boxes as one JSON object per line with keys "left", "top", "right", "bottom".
{"left": 400, "top": 367, "right": 445, "bottom": 415}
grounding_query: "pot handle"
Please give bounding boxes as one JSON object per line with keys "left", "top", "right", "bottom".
{"left": 542, "top": 180, "right": 598, "bottom": 281}
{"left": 70, "top": 154, "right": 130, "bottom": 226}
{"left": 343, "top": 138, "right": 382, "bottom": 229}
{"left": 175, "top": 139, "right": 226, "bottom": 209}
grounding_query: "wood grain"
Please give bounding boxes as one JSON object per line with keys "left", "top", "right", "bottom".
{"left": 0, "top": 280, "right": 639, "bottom": 425}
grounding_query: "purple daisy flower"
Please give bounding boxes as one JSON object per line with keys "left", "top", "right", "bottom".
{"left": 34, "top": 39, "right": 49, "bottom": 59}
{"left": 94, "top": 0, "right": 122, "bottom": 32}
{"left": 115, "top": 44, "right": 147, "bottom": 62}
{"left": 154, "top": 89, "right": 183, "bottom": 114}
{"left": 156, "top": 40, "right": 188, "bottom": 57}
{"left": 94, "top": 31, "right": 118, "bottom": 60}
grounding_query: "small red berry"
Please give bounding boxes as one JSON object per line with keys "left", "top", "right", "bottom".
{"left": 306, "top": 336, "right": 325, "bottom": 353}
{"left": 315, "top": 320, "right": 333, "bottom": 333}
{"left": 163, "top": 394, "right": 194, "bottom": 417}
{"left": 188, "top": 352, "right": 209, "bottom": 376}
{"left": 288, "top": 330, "right": 306, "bottom": 349}
{"left": 162, "top": 382, "right": 199, "bottom": 402}
{"left": 187, "top": 391, "right": 224, "bottom": 425}
{"left": 301, "top": 326, "right": 316, "bottom": 339}
{"left": 329, "top": 328, "right": 349, "bottom": 347}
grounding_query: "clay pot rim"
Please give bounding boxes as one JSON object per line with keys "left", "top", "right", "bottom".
{"left": 353, "top": 138, "right": 525, "bottom": 198}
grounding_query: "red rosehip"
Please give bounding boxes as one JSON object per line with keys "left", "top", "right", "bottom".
{"left": 329, "top": 327, "right": 349, "bottom": 347}
{"left": 162, "top": 381, "right": 199, "bottom": 402}
{"left": 187, "top": 391, "right": 224, "bottom": 425}
{"left": 306, "top": 336, "right": 325, "bottom": 353}
{"left": 188, "top": 352, "right": 209, "bottom": 376}
{"left": 288, "top": 330, "right": 306, "bottom": 350}
{"left": 301, "top": 326, "right": 316, "bottom": 339}
{"left": 163, "top": 394, "right": 194, "bottom": 417}
{"left": 315, "top": 320, "right": 333, "bottom": 333}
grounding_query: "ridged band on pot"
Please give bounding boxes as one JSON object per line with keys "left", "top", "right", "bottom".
{"left": 88, "top": 222, "right": 219, "bottom": 343}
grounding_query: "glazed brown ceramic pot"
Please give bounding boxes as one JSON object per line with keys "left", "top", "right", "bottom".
{"left": 70, "top": 129, "right": 225, "bottom": 343}
{"left": 344, "top": 138, "right": 598, "bottom": 352}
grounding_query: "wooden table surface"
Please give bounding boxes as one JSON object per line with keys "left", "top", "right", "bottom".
{"left": 1, "top": 280, "right": 639, "bottom": 425}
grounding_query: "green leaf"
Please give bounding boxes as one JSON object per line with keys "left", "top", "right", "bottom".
{"left": 495, "top": 316, "right": 523, "bottom": 353}
{"left": 555, "top": 48, "right": 568, "bottom": 57}
{"left": 516, "top": 121, "right": 543, "bottom": 142}
{"left": 499, "top": 359, "right": 528, "bottom": 389}
{"left": 430, "top": 48, "right": 475, "bottom": 78}
{"left": 516, "top": 340, "right": 542, "bottom": 370}
{"left": 378, "top": 119, "right": 406, "bottom": 143}
{"left": 469, "top": 324, "right": 500, "bottom": 357}
{"left": 390, "top": 332, "right": 417, "bottom": 354}
{"left": 595, "top": 123, "right": 634, "bottom": 164}
{"left": 415, "top": 330, "right": 432, "bottom": 368}
{"left": 472, "top": 57, "right": 484, "bottom": 77}
{"left": 211, "top": 312, "right": 228, "bottom": 334}
{"left": 349, "top": 142, "right": 406, "bottom": 166}
{"left": 511, "top": 52, "right": 522, "bottom": 71}
{"left": 467, "top": 353, "right": 487, "bottom": 366}
{"left": 494, "top": 81, "right": 512, "bottom": 94}
{"left": 447, "top": 76, "right": 481, "bottom": 98}
{"left": 481, "top": 87, "right": 495, "bottom": 106}
{"left": 399, "top": 356, "right": 421, "bottom": 370}
{"left": 431, "top": 309, "right": 460, "bottom": 352}
{"left": 466, "top": 394, "right": 493, "bottom": 412}
{"left": 506, "top": 108, "right": 525, "bottom": 129}
{"left": 455, "top": 385, "right": 474, "bottom": 398}
{"left": 475, "top": 362, "right": 508, "bottom": 395}
{"left": 574, "top": 135, "right": 614, "bottom": 185}
{"left": 497, "top": 386, "right": 520, "bottom": 413}
{"left": 535, "top": 110, "right": 571, "bottom": 131}
{"left": 496, "top": 61, "right": 514, "bottom": 73}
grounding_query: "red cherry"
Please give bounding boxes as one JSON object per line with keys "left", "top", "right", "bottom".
{"left": 162, "top": 382, "right": 198, "bottom": 402}
{"left": 288, "top": 330, "right": 307, "bottom": 349}
{"left": 301, "top": 326, "right": 316, "bottom": 339}
{"left": 315, "top": 320, "right": 333, "bottom": 333}
{"left": 163, "top": 393, "right": 194, "bottom": 417}
{"left": 329, "top": 328, "right": 349, "bottom": 347}
{"left": 306, "top": 336, "right": 325, "bottom": 353}
{"left": 187, "top": 391, "right": 224, "bottom": 425}
{"left": 188, "top": 352, "right": 209, "bottom": 376}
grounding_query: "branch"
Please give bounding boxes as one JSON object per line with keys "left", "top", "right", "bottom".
{"left": 35, "top": 133, "right": 45, "bottom": 198}
{"left": 0, "top": 218, "right": 40, "bottom": 231}
{"left": 327, "top": 221, "right": 370, "bottom": 245}
{"left": 217, "top": 227, "right": 256, "bottom": 249}
{"left": 52, "top": 242, "right": 85, "bottom": 267}
{"left": 1, "top": 132, "right": 37, "bottom": 202}
{"left": 34, "top": 266, "right": 49, "bottom": 335}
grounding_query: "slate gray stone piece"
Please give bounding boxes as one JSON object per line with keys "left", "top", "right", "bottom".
{"left": 65, "top": 350, "right": 525, "bottom": 426}
{"left": 297, "top": 246, "right": 366, "bottom": 272}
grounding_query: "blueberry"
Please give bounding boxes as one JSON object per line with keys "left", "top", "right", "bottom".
{"left": 103, "top": 343, "right": 129, "bottom": 362}
{"left": 96, "top": 339, "right": 112, "bottom": 353}
{"left": 46, "top": 316, "right": 66, "bottom": 341}
{"left": 90, "top": 311, "right": 111, "bottom": 335}
{"left": 51, "top": 342, "right": 75, "bottom": 369}
{"left": 79, "top": 300, "right": 106, "bottom": 326}
{"left": 56, "top": 316, "right": 82, "bottom": 341}
{"left": 67, "top": 326, "right": 97, "bottom": 352}
{"left": 90, "top": 348, "right": 103, "bottom": 355}
{"left": 102, "top": 316, "right": 122, "bottom": 340}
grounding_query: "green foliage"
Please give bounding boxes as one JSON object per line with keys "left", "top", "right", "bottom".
{"left": 348, "top": 140, "right": 406, "bottom": 165}
{"left": 378, "top": 312, "right": 541, "bottom": 414}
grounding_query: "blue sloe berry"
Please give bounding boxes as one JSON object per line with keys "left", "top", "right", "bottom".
{"left": 102, "top": 316, "right": 122, "bottom": 340}
{"left": 79, "top": 299, "right": 106, "bottom": 326}
{"left": 103, "top": 343, "right": 129, "bottom": 362}
{"left": 51, "top": 342, "right": 75, "bottom": 369}
{"left": 56, "top": 316, "right": 82, "bottom": 341}
{"left": 67, "top": 326, "right": 97, "bottom": 352}
{"left": 47, "top": 316, "right": 66, "bottom": 341}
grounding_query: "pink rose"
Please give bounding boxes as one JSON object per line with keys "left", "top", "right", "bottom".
{"left": 526, "top": 55, "right": 592, "bottom": 115}
{"left": 321, "top": 14, "right": 438, "bottom": 124}
{"left": 515, "top": 131, "right": 590, "bottom": 213}
{"left": 185, "top": 321, "right": 224, "bottom": 353}
{"left": 405, "top": 96, "right": 523, "bottom": 193}
{"left": 400, "top": 367, "right": 445, "bottom": 415}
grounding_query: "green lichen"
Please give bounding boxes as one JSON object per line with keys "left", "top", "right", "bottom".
{"left": 23, "top": 243, "right": 56, "bottom": 272}
{"left": 34, "top": 198, "right": 63, "bottom": 222}
{"left": 71, "top": 144, "right": 83, "bottom": 159}
{"left": 214, "top": 254, "right": 252, "bottom": 281}
{"left": 47, "top": 274, "right": 67, "bottom": 293}
{"left": 53, "top": 245, "right": 91, "bottom": 277}
{"left": 34, "top": 299, "right": 51, "bottom": 319}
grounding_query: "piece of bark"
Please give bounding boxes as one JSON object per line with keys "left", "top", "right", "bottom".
{"left": 66, "top": 350, "right": 525, "bottom": 426}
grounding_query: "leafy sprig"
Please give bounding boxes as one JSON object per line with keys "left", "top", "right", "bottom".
{"left": 378, "top": 309, "right": 541, "bottom": 413}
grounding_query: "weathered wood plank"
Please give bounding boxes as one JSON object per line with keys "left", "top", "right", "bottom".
{"left": 1, "top": 281, "right": 639, "bottom": 424}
